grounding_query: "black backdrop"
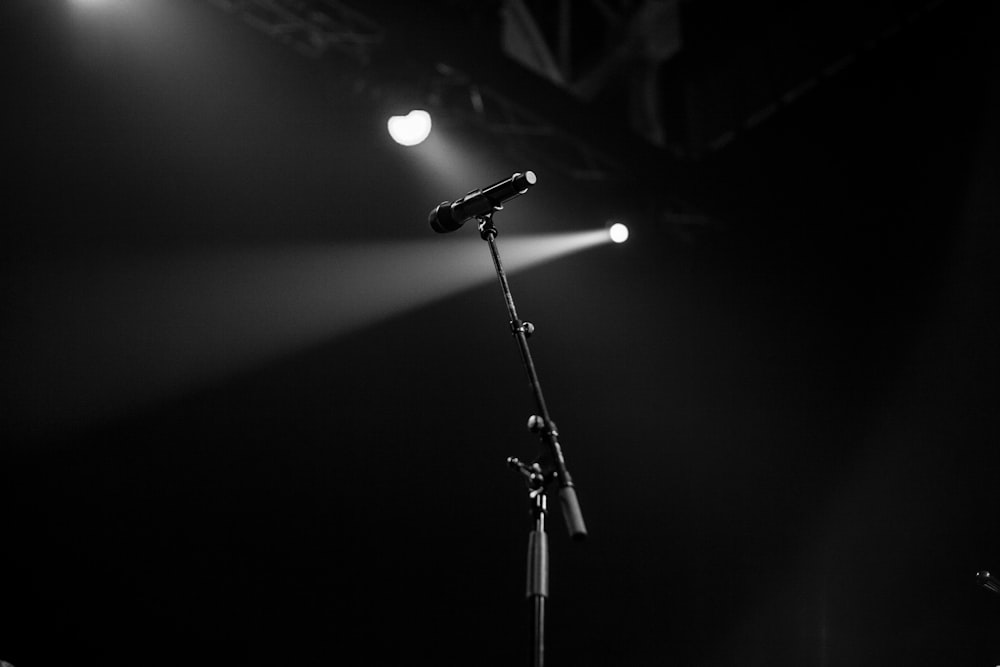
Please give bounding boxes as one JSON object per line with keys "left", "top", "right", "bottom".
{"left": 2, "top": 2, "right": 999, "bottom": 666}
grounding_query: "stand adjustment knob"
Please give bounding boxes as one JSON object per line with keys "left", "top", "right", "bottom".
{"left": 527, "top": 415, "right": 546, "bottom": 433}
{"left": 510, "top": 320, "right": 535, "bottom": 337}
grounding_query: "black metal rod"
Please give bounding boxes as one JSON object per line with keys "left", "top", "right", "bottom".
{"left": 479, "top": 217, "right": 587, "bottom": 539}
{"left": 484, "top": 231, "right": 551, "bottom": 417}
{"left": 477, "top": 213, "right": 587, "bottom": 667}
{"left": 531, "top": 597, "right": 545, "bottom": 667}
{"left": 527, "top": 492, "right": 549, "bottom": 667}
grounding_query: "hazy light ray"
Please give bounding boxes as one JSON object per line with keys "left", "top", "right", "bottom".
{"left": 68, "top": 0, "right": 191, "bottom": 61}
{"left": 2, "top": 231, "right": 609, "bottom": 435}
{"left": 393, "top": 130, "right": 513, "bottom": 207}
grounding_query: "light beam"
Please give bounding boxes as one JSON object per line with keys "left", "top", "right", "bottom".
{"left": 2, "top": 231, "right": 610, "bottom": 436}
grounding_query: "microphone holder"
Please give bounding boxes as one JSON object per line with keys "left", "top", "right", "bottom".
{"left": 476, "top": 214, "right": 587, "bottom": 667}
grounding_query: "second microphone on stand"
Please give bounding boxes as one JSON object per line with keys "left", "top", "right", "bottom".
{"left": 429, "top": 171, "right": 537, "bottom": 233}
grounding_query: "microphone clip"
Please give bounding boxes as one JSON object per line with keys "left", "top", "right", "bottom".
{"left": 477, "top": 214, "right": 498, "bottom": 241}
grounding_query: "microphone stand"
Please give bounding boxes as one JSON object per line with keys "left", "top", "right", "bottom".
{"left": 476, "top": 214, "right": 587, "bottom": 667}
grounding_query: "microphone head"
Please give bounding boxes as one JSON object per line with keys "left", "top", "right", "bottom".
{"left": 429, "top": 202, "right": 463, "bottom": 233}
{"left": 514, "top": 170, "right": 537, "bottom": 192}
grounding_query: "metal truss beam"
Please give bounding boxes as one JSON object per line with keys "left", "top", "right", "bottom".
{"left": 427, "top": 63, "right": 631, "bottom": 183}
{"left": 201, "top": 0, "right": 714, "bottom": 231}
{"left": 206, "top": 0, "right": 384, "bottom": 62}
{"left": 203, "top": 0, "right": 635, "bottom": 183}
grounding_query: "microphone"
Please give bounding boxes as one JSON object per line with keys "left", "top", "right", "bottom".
{"left": 429, "top": 171, "right": 537, "bottom": 233}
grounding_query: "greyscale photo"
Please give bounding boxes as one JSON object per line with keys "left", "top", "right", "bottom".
{"left": 1, "top": 2, "right": 997, "bottom": 666}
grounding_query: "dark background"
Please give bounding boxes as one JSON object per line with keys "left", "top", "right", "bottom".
{"left": 2, "top": 1, "right": 999, "bottom": 665}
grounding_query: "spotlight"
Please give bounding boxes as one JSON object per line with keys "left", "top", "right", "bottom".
{"left": 387, "top": 109, "right": 432, "bottom": 146}
{"left": 608, "top": 222, "right": 629, "bottom": 244}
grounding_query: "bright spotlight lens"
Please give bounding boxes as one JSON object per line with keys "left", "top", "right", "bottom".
{"left": 609, "top": 223, "right": 629, "bottom": 244}
{"left": 387, "top": 109, "right": 432, "bottom": 146}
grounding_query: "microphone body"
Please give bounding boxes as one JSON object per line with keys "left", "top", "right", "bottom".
{"left": 429, "top": 171, "right": 537, "bottom": 233}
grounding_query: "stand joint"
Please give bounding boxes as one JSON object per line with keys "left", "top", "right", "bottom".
{"left": 507, "top": 457, "right": 548, "bottom": 496}
{"left": 477, "top": 215, "right": 498, "bottom": 240}
{"left": 510, "top": 320, "right": 535, "bottom": 337}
